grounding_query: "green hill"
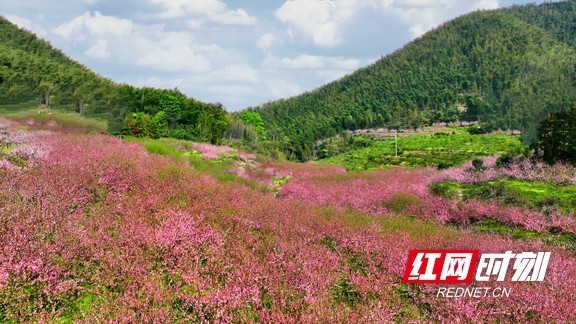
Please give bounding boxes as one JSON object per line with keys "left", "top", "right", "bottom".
{"left": 0, "top": 17, "right": 229, "bottom": 143}
{"left": 249, "top": 1, "right": 576, "bottom": 160}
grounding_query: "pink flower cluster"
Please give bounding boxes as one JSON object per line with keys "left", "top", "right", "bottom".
{"left": 1, "top": 121, "right": 576, "bottom": 321}
{"left": 280, "top": 166, "right": 576, "bottom": 234}
{"left": 189, "top": 142, "right": 236, "bottom": 160}
{"left": 437, "top": 155, "right": 576, "bottom": 185}
{"left": 0, "top": 119, "right": 53, "bottom": 168}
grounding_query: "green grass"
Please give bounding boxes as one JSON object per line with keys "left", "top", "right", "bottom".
{"left": 272, "top": 176, "right": 292, "bottom": 197}
{"left": 323, "top": 127, "right": 523, "bottom": 171}
{"left": 431, "top": 179, "right": 576, "bottom": 213}
{"left": 473, "top": 219, "right": 576, "bottom": 251}
{"left": 0, "top": 102, "right": 108, "bottom": 132}
{"left": 134, "top": 137, "right": 270, "bottom": 192}
{"left": 57, "top": 293, "right": 96, "bottom": 323}
{"left": 143, "top": 141, "right": 183, "bottom": 160}
{"left": 319, "top": 206, "right": 460, "bottom": 243}
{"left": 382, "top": 192, "right": 423, "bottom": 214}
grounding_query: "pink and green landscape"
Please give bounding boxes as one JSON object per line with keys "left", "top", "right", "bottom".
{"left": 1, "top": 116, "right": 576, "bottom": 322}
{"left": 3, "top": 0, "right": 576, "bottom": 322}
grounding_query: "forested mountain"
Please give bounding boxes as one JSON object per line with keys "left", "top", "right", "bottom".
{"left": 249, "top": 1, "right": 576, "bottom": 160}
{"left": 0, "top": 17, "right": 230, "bottom": 143}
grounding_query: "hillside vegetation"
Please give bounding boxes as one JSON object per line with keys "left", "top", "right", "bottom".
{"left": 321, "top": 127, "right": 523, "bottom": 171}
{"left": 0, "top": 17, "right": 230, "bottom": 143}
{"left": 250, "top": 1, "right": 576, "bottom": 160}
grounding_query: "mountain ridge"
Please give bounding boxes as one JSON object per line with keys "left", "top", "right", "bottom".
{"left": 248, "top": 1, "right": 576, "bottom": 160}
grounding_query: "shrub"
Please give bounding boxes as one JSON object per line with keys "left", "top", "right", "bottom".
{"left": 330, "top": 276, "right": 361, "bottom": 307}
{"left": 496, "top": 153, "right": 514, "bottom": 167}
{"left": 467, "top": 124, "right": 485, "bottom": 134}
{"left": 383, "top": 192, "right": 422, "bottom": 213}
{"left": 471, "top": 157, "right": 483, "bottom": 171}
{"left": 429, "top": 181, "right": 459, "bottom": 199}
{"left": 436, "top": 161, "right": 453, "bottom": 170}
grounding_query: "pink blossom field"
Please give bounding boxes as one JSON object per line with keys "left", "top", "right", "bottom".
{"left": 1, "top": 118, "right": 576, "bottom": 322}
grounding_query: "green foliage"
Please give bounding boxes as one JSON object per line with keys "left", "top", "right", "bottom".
{"left": 135, "top": 137, "right": 265, "bottom": 188}
{"left": 330, "top": 276, "right": 361, "bottom": 307}
{"left": 317, "top": 134, "right": 374, "bottom": 159}
{"left": 323, "top": 127, "right": 523, "bottom": 170}
{"left": 144, "top": 141, "right": 182, "bottom": 159}
{"left": 432, "top": 179, "right": 576, "bottom": 213}
{"left": 272, "top": 176, "right": 292, "bottom": 197}
{"left": 382, "top": 193, "right": 422, "bottom": 213}
{"left": 474, "top": 219, "right": 576, "bottom": 251}
{"left": 241, "top": 111, "right": 266, "bottom": 140}
{"left": 467, "top": 124, "right": 487, "bottom": 135}
{"left": 130, "top": 112, "right": 159, "bottom": 138}
{"left": 496, "top": 153, "right": 514, "bottom": 167}
{"left": 471, "top": 157, "right": 484, "bottom": 171}
{"left": 536, "top": 103, "right": 576, "bottom": 164}
{"left": 429, "top": 181, "right": 460, "bottom": 200}
{"left": 248, "top": 1, "right": 576, "bottom": 160}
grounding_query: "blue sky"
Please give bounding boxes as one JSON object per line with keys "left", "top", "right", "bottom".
{"left": 2, "top": 0, "right": 545, "bottom": 111}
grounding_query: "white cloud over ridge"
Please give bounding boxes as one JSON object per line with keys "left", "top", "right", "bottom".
{"left": 391, "top": 0, "right": 499, "bottom": 38}
{"left": 5, "top": 14, "right": 48, "bottom": 37}
{"left": 275, "top": 0, "right": 500, "bottom": 46}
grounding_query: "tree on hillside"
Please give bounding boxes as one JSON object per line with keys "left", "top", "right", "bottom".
{"left": 37, "top": 80, "right": 57, "bottom": 107}
{"left": 536, "top": 103, "right": 576, "bottom": 164}
{"left": 241, "top": 111, "right": 267, "bottom": 140}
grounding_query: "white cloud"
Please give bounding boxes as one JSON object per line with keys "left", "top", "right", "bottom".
{"left": 207, "top": 64, "right": 261, "bottom": 84}
{"left": 136, "top": 47, "right": 211, "bottom": 73}
{"left": 281, "top": 54, "right": 326, "bottom": 69}
{"left": 52, "top": 12, "right": 242, "bottom": 74}
{"left": 85, "top": 39, "right": 110, "bottom": 59}
{"left": 274, "top": 0, "right": 397, "bottom": 47}
{"left": 149, "top": 0, "right": 257, "bottom": 25}
{"left": 212, "top": 9, "right": 257, "bottom": 25}
{"left": 186, "top": 19, "right": 204, "bottom": 29}
{"left": 149, "top": 0, "right": 225, "bottom": 18}
{"left": 264, "top": 54, "right": 360, "bottom": 71}
{"left": 132, "top": 31, "right": 219, "bottom": 73}
{"left": 275, "top": 0, "right": 347, "bottom": 47}
{"left": 391, "top": 0, "right": 499, "bottom": 38}
{"left": 53, "top": 11, "right": 133, "bottom": 40}
{"left": 315, "top": 69, "right": 350, "bottom": 81}
{"left": 267, "top": 79, "right": 301, "bottom": 99}
{"left": 208, "top": 85, "right": 255, "bottom": 96}
{"left": 257, "top": 33, "right": 278, "bottom": 51}
{"left": 275, "top": 0, "right": 500, "bottom": 45}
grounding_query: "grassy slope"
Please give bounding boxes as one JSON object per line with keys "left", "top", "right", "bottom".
{"left": 0, "top": 101, "right": 108, "bottom": 131}
{"left": 323, "top": 127, "right": 523, "bottom": 170}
